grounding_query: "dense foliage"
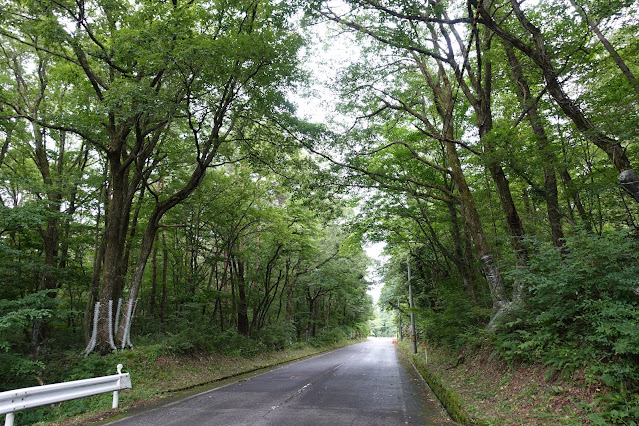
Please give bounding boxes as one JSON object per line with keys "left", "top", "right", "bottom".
{"left": 0, "top": 2, "right": 373, "bottom": 419}
{"left": 302, "top": 0, "right": 639, "bottom": 422}
{"left": 1, "top": 0, "right": 639, "bottom": 423}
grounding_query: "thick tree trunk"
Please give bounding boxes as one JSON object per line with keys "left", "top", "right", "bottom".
{"left": 505, "top": 45, "right": 565, "bottom": 247}
{"left": 445, "top": 139, "right": 509, "bottom": 312}
{"left": 97, "top": 145, "right": 131, "bottom": 352}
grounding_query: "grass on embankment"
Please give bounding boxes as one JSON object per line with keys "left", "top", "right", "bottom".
{"left": 20, "top": 340, "right": 360, "bottom": 425}
{"left": 398, "top": 341, "right": 602, "bottom": 425}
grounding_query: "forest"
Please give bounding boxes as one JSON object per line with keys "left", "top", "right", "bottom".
{"left": 0, "top": 0, "right": 638, "bottom": 424}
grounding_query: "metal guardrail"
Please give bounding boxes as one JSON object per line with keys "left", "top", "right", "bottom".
{"left": 0, "top": 364, "right": 132, "bottom": 426}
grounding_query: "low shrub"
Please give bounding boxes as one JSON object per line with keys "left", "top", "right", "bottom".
{"left": 256, "top": 322, "right": 296, "bottom": 350}
{"left": 497, "top": 230, "right": 639, "bottom": 423}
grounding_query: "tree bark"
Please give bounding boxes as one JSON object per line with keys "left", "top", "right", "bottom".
{"left": 97, "top": 141, "right": 131, "bottom": 352}
{"left": 235, "top": 259, "right": 250, "bottom": 336}
{"left": 0, "top": 127, "right": 10, "bottom": 170}
{"left": 150, "top": 235, "right": 158, "bottom": 316}
{"left": 160, "top": 229, "right": 168, "bottom": 324}
{"left": 448, "top": 202, "right": 476, "bottom": 300}
{"left": 414, "top": 49, "right": 510, "bottom": 314}
{"left": 505, "top": 45, "right": 565, "bottom": 247}
{"left": 454, "top": 20, "right": 528, "bottom": 263}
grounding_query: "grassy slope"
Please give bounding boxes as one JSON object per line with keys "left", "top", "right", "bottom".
{"left": 398, "top": 341, "right": 601, "bottom": 425}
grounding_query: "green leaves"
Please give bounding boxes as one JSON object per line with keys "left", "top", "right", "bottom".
{"left": 0, "top": 290, "right": 58, "bottom": 352}
{"left": 495, "top": 229, "right": 639, "bottom": 416}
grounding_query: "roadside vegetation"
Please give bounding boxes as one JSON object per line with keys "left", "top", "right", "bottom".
{"left": 401, "top": 340, "right": 598, "bottom": 425}
{"left": 2, "top": 0, "right": 639, "bottom": 424}
{"left": 388, "top": 230, "right": 639, "bottom": 424}
{"left": 306, "top": 1, "right": 639, "bottom": 423}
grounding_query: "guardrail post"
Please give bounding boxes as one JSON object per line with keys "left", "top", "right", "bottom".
{"left": 113, "top": 364, "right": 123, "bottom": 409}
{"left": 5, "top": 412, "right": 14, "bottom": 426}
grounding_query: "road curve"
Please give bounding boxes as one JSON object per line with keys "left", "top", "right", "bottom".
{"left": 107, "top": 338, "right": 454, "bottom": 425}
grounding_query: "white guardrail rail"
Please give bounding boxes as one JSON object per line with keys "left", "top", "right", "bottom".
{"left": 0, "top": 364, "right": 132, "bottom": 426}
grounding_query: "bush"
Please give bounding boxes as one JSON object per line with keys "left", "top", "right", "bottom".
{"left": 0, "top": 291, "right": 58, "bottom": 389}
{"left": 256, "top": 322, "right": 296, "bottom": 350}
{"left": 207, "top": 329, "right": 266, "bottom": 357}
{"left": 497, "top": 230, "right": 639, "bottom": 422}
{"left": 415, "top": 279, "right": 491, "bottom": 349}
{"left": 309, "top": 327, "right": 348, "bottom": 347}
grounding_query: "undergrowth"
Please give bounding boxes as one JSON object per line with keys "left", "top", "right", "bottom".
{"left": 497, "top": 230, "right": 639, "bottom": 424}
{"left": 397, "top": 230, "right": 639, "bottom": 424}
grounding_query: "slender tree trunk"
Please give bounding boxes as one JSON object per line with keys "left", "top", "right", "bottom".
{"left": 0, "top": 127, "right": 10, "bottom": 170}
{"left": 568, "top": 0, "right": 637, "bottom": 91}
{"left": 484, "top": 1, "right": 639, "bottom": 201}
{"left": 160, "top": 229, "right": 168, "bottom": 324}
{"left": 150, "top": 235, "right": 158, "bottom": 316}
{"left": 448, "top": 203, "right": 476, "bottom": 301}
{"left": 236, "top": 259, "right": 249, "bottom": 336}
{"left": 560, "top": 168, "right": 591, "bottom": 230}
{"left": 32, "top": 124, "right": 61, "bottom": 353}
{"left": 115, "top": 136, "right": 221, "bottom": 344}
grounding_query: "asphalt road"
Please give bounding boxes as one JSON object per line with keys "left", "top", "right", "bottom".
{"left": 107, "top": 338, "right": 454, "bottom": 425}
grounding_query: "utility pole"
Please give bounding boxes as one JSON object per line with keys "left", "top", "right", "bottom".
{"left": 408, "top": 256, "right": 417, "bottom": 354}
{"left": 397, "top": 297, "right": 402, "bottom": 341}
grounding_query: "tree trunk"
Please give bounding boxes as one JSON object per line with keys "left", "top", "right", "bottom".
{"left": 150, "top": 235, "right": 158, "bottom": 316}
{"left": 568, "top": 0, "right": 637, "bottom": 91}
{"left": 96, "top": 149, "right": 128, "bottom": 352}
{"left": 472, "top": 26, "right": 528, "bottom": 263}
{"left": 160, "top": 229, "right": 168, "bottom": 324}
{"left": 0, "top": 127, "right": 10, "bottom": 169}
{"left": 445, "top": 139, "right": 509, "bottom": 313}
{"left": 505, "top": 45, "right": 565, "bottom": 247}
{"left": 483, "top": 1, "right": 639, "bottom": 201}
{"left": 448, "top": 203, "right": 476, "bottom": 301}
{"left": 413, "top": 49, "right": 509, "bottom": 316}
{"left": 32, "top": 123, "right": 62, "bottom": 354}
{"left": 236, "top": 259, "right": 249, "bottom": 336}
{"left": 560, "top": 168, "right": 591, "bottom": 230}
{"left": 84, "top": 180, "right": 106, "bottom": 343}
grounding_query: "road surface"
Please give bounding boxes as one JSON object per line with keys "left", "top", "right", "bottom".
{"left": 107, "top": 338, "right": 454, "bottom": 425}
